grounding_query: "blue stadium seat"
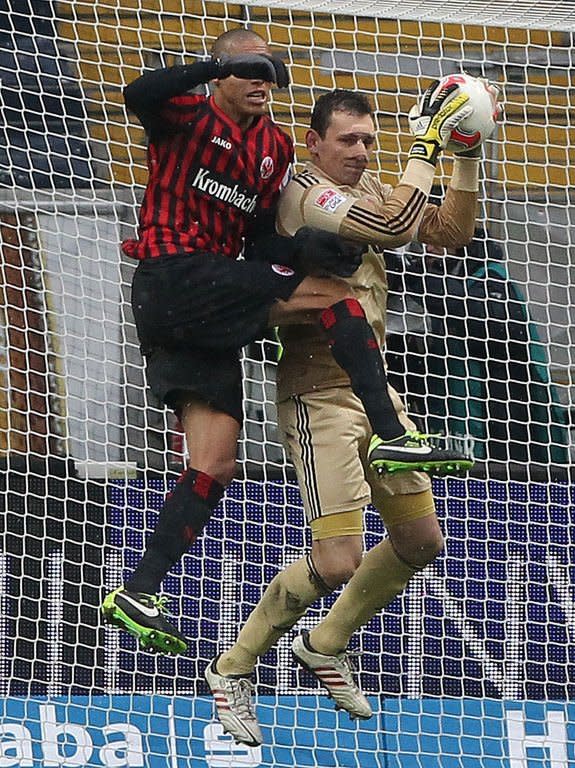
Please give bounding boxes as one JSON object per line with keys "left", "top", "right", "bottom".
{"left": 0, "top": 0, "right": 95, "bottom": 189}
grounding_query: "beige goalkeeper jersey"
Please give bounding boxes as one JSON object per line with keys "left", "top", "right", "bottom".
{"left": 275, "top": 160, "right": 477, "bottom": 401}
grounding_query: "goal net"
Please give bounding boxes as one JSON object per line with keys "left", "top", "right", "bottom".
{"left": 0, "top": 0, "right": 573, "bottom": 765}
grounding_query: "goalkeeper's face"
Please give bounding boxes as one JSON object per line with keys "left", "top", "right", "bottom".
{"left": 307, "top": 109, "right": 376, "bottom": 187}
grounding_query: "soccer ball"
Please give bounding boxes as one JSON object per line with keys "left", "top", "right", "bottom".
{"left": 437, "top": 73, "right": 500, "bottom": 153}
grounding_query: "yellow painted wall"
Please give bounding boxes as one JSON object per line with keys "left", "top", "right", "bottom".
{"left": 56, "top": 1, "right": 574, "bottom": 192}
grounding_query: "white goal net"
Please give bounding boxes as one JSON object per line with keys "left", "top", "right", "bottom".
{"left": 0, "top": 1, "right": 574, "bottom": 766}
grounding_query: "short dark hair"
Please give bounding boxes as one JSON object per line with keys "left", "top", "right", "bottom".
{"left": 211, "top": 28, "right": 266, "bottom": 58}
{"left": 311, "top": 90, "right": 373, "bottom": 137}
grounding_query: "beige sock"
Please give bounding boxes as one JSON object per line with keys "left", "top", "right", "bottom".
{"left": 217, "top": 555, "right": 329, "bottom": 676}
{"left": 308, "top": 539, "right": 416, "bottom": 656}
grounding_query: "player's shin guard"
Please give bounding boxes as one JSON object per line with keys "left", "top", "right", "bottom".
{"left": 126, "top": 467, "right": 224, "bottom": 594}
{"left": 320, "top": 299, "right": 403, "bottom": 440}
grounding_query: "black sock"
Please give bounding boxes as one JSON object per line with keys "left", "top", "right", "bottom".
{"left": 126, "top": 467, "right": 225, "bottom": 594}
{"left": 319, "top": 298, "right": 404, "bottom": 440}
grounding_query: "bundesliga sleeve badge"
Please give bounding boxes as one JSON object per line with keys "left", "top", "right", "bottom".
{"left": 314, "top": 188, "right": 348, "bottom": 214}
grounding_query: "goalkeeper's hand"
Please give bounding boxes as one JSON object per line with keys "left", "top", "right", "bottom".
{"left": 407, "top": 80, "right": 474, "bottom": 165}
{"left": 213, "top": 53, "right": 289, "bottom": 87}
{"left": 293, "top": 227, "right": 365, "bottom": 277}
{"left": 454, "top": 79, "right": 503, "bottom": 158}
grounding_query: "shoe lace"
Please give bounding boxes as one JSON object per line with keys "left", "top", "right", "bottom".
{"left": 227, "top": 677, "right": 257, "bottom": 720}
{"left": 140, "top": 594, "right": 171, "bottom": 616}
{"left": 334, "top": 649, "right": 362, "bottom": 688}
{"left": 403, "top": 430, "right": 442, "bottom": 447}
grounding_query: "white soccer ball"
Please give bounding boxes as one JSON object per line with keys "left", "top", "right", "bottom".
{"left": 436, "top": 73, "right": 500, "bottom": 153}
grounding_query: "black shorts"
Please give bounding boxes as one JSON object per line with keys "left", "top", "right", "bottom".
{"left": 132, "top": 252, "right": 304, "bottom": 423}
{"left": 145, "top": 345, "right": 244, "bottom": 424}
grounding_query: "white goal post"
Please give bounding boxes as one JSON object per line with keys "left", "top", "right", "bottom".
{"left": 0, "top": 1, "right": 574, "bottom": 767}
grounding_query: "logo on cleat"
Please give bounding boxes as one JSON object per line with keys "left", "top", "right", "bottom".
{"left": 119, "top": 592, "right": 160, "bottom": 618}
{"left": 386, "top": 444, "right": 433, "bottom": 455}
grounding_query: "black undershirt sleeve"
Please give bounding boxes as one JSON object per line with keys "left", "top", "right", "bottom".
{"left": 244, "top": 217, "right": 364, "bottom": 277}
{"left": 243, "top": 212, "right": 297, "bottom": 266}
{"left": 123, "top": 61, "right": 218, "bottom": 131}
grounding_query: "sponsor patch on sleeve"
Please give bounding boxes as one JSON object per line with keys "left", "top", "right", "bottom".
{"left": 314, "top": 188, "right": 348, "bottom": 213}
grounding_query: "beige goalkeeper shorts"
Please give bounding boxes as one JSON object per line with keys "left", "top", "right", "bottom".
{"left": 277, "top": 385, "right": 432, "bottom": 526}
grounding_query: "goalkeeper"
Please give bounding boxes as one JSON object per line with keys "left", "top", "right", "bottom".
{"left": 205, "top": 83, "right": 501, "bottom": 747}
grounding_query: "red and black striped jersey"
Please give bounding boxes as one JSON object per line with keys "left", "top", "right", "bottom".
{"left": 122, "top": 94, "right": 293, "bottom": 261}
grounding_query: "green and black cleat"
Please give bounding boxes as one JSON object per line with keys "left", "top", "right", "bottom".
{"left": 368, "top": 430, "right": 474, "bottom": 477}
{"left": 101, "top": 587, "right": 188, "bottom": 656}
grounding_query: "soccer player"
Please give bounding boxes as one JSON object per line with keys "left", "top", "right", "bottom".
{"left": 204, "top": 86, "right": 501, "bottom": 746}
{"left": 101, "top": 29, "right": 473, "bottom": 655}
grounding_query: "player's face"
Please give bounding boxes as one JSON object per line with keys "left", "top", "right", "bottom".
{"left": 213, "top": 39, "right": 273, "bottom": 128}
{"left": 307, "top": 110, "right": 376, "bottom": 186}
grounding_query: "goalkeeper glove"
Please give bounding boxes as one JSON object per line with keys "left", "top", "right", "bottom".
{"left": 407, "top": 80, "right": 474, "bottom": 165}
{"left": 213, "top": 53, "right": 290, "bottom": 87}
{"left": 454, "top": 79, "right": 503, "bottom": 158}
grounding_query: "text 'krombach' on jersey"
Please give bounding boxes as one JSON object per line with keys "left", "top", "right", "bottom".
{"left": 122, "top": 94, "right": 293, "bottom": 261}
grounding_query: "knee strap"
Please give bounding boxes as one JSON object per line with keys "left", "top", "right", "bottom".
{"left": 310, "top": 508, "right": 363, "bottom": 541}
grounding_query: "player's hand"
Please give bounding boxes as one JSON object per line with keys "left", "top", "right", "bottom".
{"left": 266, "top": 56, "right": 290, "bottom": 88}
{"left": 215, "top": 54, "right": 290, "bottom": 87}
{"left": 407, "top": 80, "right": 474, "bottom": 165}
{"left": 454, "top": 80, "right": 503, "bottom": 157}
{"left": 336, "top": 239, "right": 366, "bottom": 277}
{"left": 293, "top": 227, "right": 365, "bottom": 277}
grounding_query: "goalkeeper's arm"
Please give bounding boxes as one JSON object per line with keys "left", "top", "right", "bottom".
{"left": 414, "top": 77, "right": 503, "bottom": 249}
{"left": 415, "top": 157, "right": 479, "bottom": 251}
{"left": 278, "top": 85, "right": 476, "bottom": 250}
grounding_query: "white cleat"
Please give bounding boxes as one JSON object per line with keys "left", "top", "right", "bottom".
{"left": 204, "top": 659, "right": 262, "bottom": 747}
{"left": 292, "top": 631, "right": 373, "bottom": 720}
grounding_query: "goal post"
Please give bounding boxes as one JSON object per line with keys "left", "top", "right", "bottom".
{"left": 0, "top": 1, "right": 574, "bottom": 766}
